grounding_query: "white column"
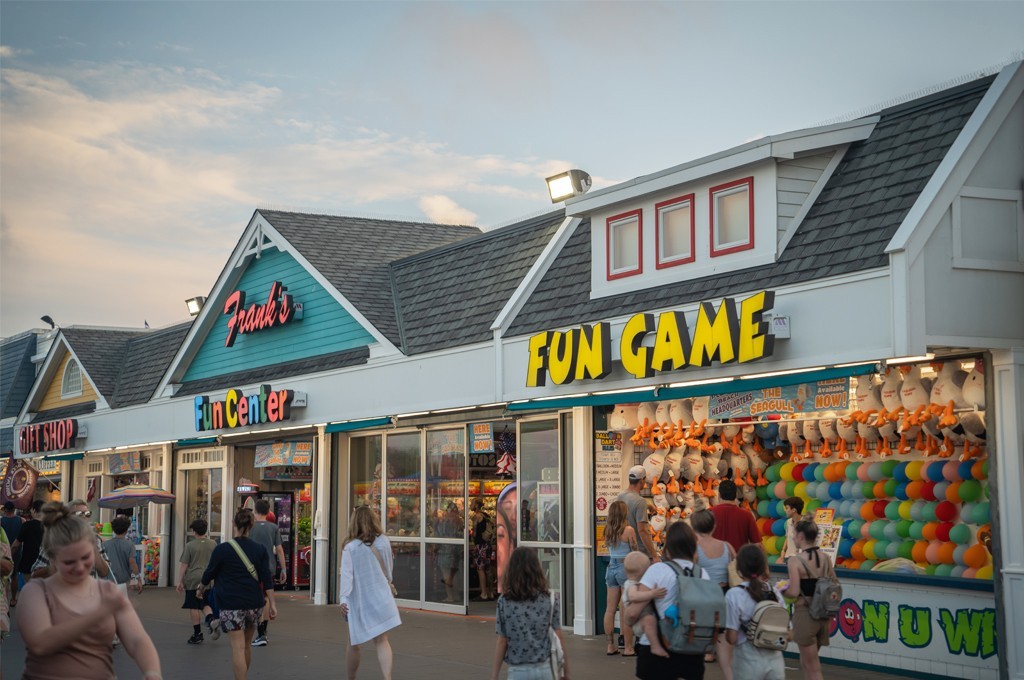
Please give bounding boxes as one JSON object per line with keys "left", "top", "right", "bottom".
{"left": 993, "top": 348, "right": 1024, "bottom": 679}
{"left": 312, "top": 427, "right": 331, "bottom": 605}
{"left": 158, "top": 444, "right": 172, "bottom": 587}
{"left": 571, "top": 406, "right": 595, "bottom": 636}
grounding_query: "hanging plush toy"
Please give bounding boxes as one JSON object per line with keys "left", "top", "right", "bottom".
{"left": 681, "top": 446, "right": 705, "bottom": 496}
{"left": 801, "top": 417, "right": 823, "bottom": 459}
{"left": 898, "top": 364, "right": 933, "bottom": 453}
{"left": 650, "top": 478, "right": 670, "bottom": 510}
{"left": 662, "top": 446, "right": 684, "bottom": 483}
{"left": 785, "top": 418, "right": 806, "bottom": 462}
{"left": 641, "top": 452, "right": 666, "bottom": 489}
{"left": 753, "top": 415, "right": 784, "bottom": 454}
{"left": 721, "top": 420, "right": 743, "bottom": 454}
{"left": 664, "top": 470, "right": 683, "bottom": 507}
{"left": 817, "top": 412, "right": 838, "bottom": 459}
{"left": 669, "top": 399, "right": 694, "bottom": 435}
{"left": 730, "top": 445, "right": 752, "bottom": 486}
{"left": 609, "top": 404, "right": 641, "bottom": 432}
{"left": 743, "top": 443, "right": 769, "bottom": 486}
{"left": 702, "top": 442, "right": 725, "bottom": 497}
{"left": 853, "top": 375, "right": 883, "bottom": 458}
{"left": 960, "top": 362, "right": 987, "bottom": 460}
{"left": 632, "top": 402, "right": 660, "bottom": 449}
{"left": 649, "top": 508, "right": 667, "bottom": 546}
{"left": 835, "top": 414, "right": 858, "bottom": 460}
{"left": 928, "top": 361, "right": 969, "bottom": 457}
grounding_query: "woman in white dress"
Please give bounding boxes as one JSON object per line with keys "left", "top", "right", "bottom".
{"left": 341, "top": 505, "right": 402, "bottom": 680}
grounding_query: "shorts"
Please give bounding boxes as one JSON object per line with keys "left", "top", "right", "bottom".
{"left": 182, "top": 589, "right": 208, "bottom": 610}
{"left": 219, "top": 607, "right": 263, "bottom": 632}
{"left": 472, "top": 545, "right": 492, "bottom": 570}
{"left": 732, "top": 640, "right": 784, "bottom": 680}
{"left": 791, "top": 603, "right": 830, "bottom": 648}
{"left": 635, "top": 644, "right": 705, "bottom": 680}
{"left": 605, "top": 559, "right": 626, "bottom": 588}
{"left": 506, "top": 661, "right": 553, "bottom": 679}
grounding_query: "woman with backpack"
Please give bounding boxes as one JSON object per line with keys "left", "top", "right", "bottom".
{"left": 784, "top": 519, "right": 831, "bottom": 680}
{"left": 691, "top": 509, "right": 735, "bottom": 674}
{"left": 725, "top": 544, "right": 787, "bottom": 680}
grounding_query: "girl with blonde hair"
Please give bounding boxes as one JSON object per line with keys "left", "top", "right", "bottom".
{"left": 16, "top": 501, "right": 161, "bottom": 679}
{"left": 602, "top": 499, "right": 638, "bottom": 655}
{"left": 341, "top": 505, "right": 402, "bottom": 680}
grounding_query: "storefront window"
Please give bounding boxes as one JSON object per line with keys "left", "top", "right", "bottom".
{"left": 426, "top": 542, "right": 465, "bottom": 604}
{"left": 391, "top": 540, "right": 421, "bottom": 600}
{"left": 350, "top": 435, "right": 382, "bottom": 512}
{"left": 519, "top": 419, "right": 560, "bottom": 543}
{"left": 385, "top": 432, "right": 421, "bottom": 537}
{"left": 426, "top": 429, "right": 465, "bottom": 539}
{"left": 184, "top": 468, "right": 223, "bottom": 542}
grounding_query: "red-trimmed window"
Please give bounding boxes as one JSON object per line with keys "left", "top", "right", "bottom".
{"left": 607, "top": 208, "right": 643, "bottom": 280}
{"left": 655, "top": 194, "right": 695, "bottom": 269}
{"left": 710, "top": 177, "right": 754, "bottom": 257}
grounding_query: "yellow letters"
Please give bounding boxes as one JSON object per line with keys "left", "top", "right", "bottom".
{"left": 526, "top": 332, "right": 550, "bottom": 387}
{"left": 738, "top": 291, "right": 775, "bottom": 362}
{"left": 650, "top": 311, "right": 690, "bottom": 373}
{"left": 620, "top": 313, "right": 655, "bottom": 379}
{"left": 548, "top": 330, "right": 578, "bottom": 385}
{"left": 689, "top": 299, "right": 739, "bottom": 366}
{"left": 575, "top": 323, "right": 612, "bottom": 381}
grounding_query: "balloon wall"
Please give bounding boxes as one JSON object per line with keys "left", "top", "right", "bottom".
{"left": 757, "top": 458, "right": 993, "bottom": 578}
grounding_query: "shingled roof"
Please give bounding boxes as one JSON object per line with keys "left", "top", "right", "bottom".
{"left": 259, "top": 211, "right": 481, "bottom": 346}
{"left": 110, "top": 322, "right": 192, "bottom": 407}
{"left": 60, "top": 327, "right": 149, "bottom": 401}
{"left": 507, "top": 75, "right": 995, "bottom": 338}
{"left": 391, "top": 211, "right": 565, "bottom": 354}
{"left": 1, "top": 332, "right": 38, "bottom": 419}
{"left": 177, "top": 346, "right": 369, "bottom": 396}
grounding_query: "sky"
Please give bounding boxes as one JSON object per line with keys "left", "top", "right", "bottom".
{"left": 1, "top": 1, "right": 1022, "bottom": 337}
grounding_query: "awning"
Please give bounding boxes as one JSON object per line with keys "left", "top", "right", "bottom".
{"left": 176, "top": 437, "right": 218, "bottom": 448}
{"left": 325, "top": 417, "right": 392, "bottom": 434}
{"left": 506, "top": 363, "right": 877, "bottom": 412}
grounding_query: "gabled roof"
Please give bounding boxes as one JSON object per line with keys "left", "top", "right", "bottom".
{"left": 507, "top": 74, "right": 995, "bottom": 337}
{"left": 59, "top": 327, "right": 149, "bottom": 400}
{"left": 260, "top": 211, "right": 481, "bottom": 346}
{"left": 391, "top": 211, "right": 565, "bottom": 354}
{"left": 177, "top": 346, "right": 369, "bottom": 396}
{"left": 1, "top": 332, "right": 38, "bottom": 419}
{"left": 110, "top": 322, "right": 192, "bottom": 407}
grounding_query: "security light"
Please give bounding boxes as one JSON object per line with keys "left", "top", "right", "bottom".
{"left": 185, "top": 296, "right": 207, "bottom": 317}
{"left": 545, "top": 169, "right": 592, "bottom": 203}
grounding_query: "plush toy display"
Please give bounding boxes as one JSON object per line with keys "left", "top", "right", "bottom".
{"left": 609, "top": 404, "right": 640, "bottom": 432}
{"left": 898, "top": 365, "right": 932, "bottom": 453}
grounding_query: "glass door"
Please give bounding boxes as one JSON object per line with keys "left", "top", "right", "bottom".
{"left": 182, "top": 468, "right": 224, "bottom": 543}
{"left": 424, "top": 428, "right": 466, "bottom": 612}
{"left": 515, "top": 417, "right": 563, "bottom": 616}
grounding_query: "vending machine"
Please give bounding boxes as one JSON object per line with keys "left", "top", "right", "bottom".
{"left": 260, "top": 491, "right": 311, "bottom": 588}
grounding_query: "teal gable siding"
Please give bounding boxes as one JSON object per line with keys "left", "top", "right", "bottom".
{"left": 183, "top": 248, "right": 375, "bottom": 382}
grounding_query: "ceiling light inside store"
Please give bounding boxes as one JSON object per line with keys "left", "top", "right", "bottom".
{"left": 885, "top": 354, "right": 935, "bottom": 365}
{"left": 668, "top": 377, "right": 735, "bottom": 388}
{"left": 596, "top": 386, "right": 654, "bottom": 395}
{"left": 832, "top": 361, "right": 878, "bottom": 369}
{"left": 739, "top": 366, "right": 826, "bottom": 379}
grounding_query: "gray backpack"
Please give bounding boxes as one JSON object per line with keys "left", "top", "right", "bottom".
{"left": 657, "top": 562, "right": 727, "bottom": 655}
{"left": 795, "top": 552, "right": 842, "bottom": 620}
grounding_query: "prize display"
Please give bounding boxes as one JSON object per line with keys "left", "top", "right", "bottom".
{"left": 609, "top": 359, "right": 992, "bottom": 579}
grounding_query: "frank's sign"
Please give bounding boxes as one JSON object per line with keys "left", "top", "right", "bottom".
{"left": 526, "top": 291, "right": 774, "bottom": 387}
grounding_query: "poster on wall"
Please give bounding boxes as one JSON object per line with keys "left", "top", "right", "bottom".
{"left": 710, "top": 378, "right": 849, "bottom": 419}
{"left": 813, "top": 508, "right": 841, "bottom": 564}
{"left": 107, "top": 451, "right": 142, "bottom": 475}
{"left": 472, "top": 423, "right": 494, "bottom": 453}
{"left": 595, "top": 431, "right": 624, "bottom": 519}
{"left": 255, "top": 441, "right": 312, "bottom": 467}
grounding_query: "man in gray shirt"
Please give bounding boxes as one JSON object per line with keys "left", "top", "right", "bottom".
{"left": 250, "top": 499, "right": 287, "bottom": 647}
{"left": 615, "top": 465, "right": 658, "bottom": 559}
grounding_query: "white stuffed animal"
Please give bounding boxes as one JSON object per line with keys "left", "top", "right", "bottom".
{"left": 836, "top": 415, "right": 858, "bottom": 460}
{"left": 743, "top": 443, "right": 768, "bottom": 486}
{"left": 662, "top": 446, "right": 684, "bottom": 482}
{"left": 608, "top": 404, "right": 640, "bottom": 432}
{"left": 785, "top": 417, "right": 806, "bottom": 462}
{"left": 898, "top": 364, "right": 932, "bottom": 453}
{"left": 959, "top": 362, "right": 986, "bottom": 459}
{"left": 854, "top": 375, "right": 883, "bottom": 458}
{"left": 802, "top": 417, "right": 823, "bottom": 459}
{"left": 641, "top": 452, "right": 666, "bottom": 487}
{"left": 731, "top": 447, "right": 752, "bottom": 487}
{"left": 929, "top": 361, "right": 969, "bottom": 457}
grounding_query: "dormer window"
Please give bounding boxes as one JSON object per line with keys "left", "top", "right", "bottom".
{"left": 61, "top": 359, "right": 83, "bottom": 397}
{"left": 710, "top": 177, "right": 754, "bottom": 257}
{"left": 655, "top": 194, "right": 695, "bottom": 269}
{"left": 607, "top": 209, "right": 643, "bottom": 280}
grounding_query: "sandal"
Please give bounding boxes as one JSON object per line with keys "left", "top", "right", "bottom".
{"left": 704, "top": 652, "right": 717, "bottom": 663}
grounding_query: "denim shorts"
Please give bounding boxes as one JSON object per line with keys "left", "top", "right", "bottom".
{"left": 507, "top": 660, "right": 553, "bottom": 679}
{"left": 605, "top": 559, "right": 627, "bottom": 588}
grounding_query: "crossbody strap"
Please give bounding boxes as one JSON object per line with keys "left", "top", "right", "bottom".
{"left": 369, "top": 543, "right": 394, "bottom": 587}
{"left": 548, "top": 591, "right": 556, "bottom": 631}
{"left": 228, "top": 539, "right": 259, "bottom": 581}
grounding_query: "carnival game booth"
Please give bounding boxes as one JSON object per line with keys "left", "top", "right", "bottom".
{"left": 497, "top": 62, "right": 1024, "bottom": 678}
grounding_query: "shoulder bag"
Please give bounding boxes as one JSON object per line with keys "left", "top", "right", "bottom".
{"left": 228, "top": 539, "right": 260, "bottom": 582}
{"left": 369, "top": 542, "right": 398, "bottom": 597}
{"left": 547, "top": 592, "right": 566, "bottom": 680}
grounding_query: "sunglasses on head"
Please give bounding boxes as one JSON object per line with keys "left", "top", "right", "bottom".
{"left": 74, "top": 510, "right": 92, "bottom": 518}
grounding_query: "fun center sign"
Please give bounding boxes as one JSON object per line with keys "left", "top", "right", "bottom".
{"left": 194, "top": 384, "right": 305, "bottom": 432}
{"left": 526, "top": 291, "right": 775, "bottom": 387}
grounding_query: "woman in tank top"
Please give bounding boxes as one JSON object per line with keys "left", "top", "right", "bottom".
{"left": 602, "top": 500, "right": 637, "bottom": 656}
{"left": 784, "top": 519, "right": 832, "bottom": 680}
{"left": 16, "top": 501, "right": 160, "bottom": 680}
{"left": 691, "top": 509, "right": 736, "bottom": 674}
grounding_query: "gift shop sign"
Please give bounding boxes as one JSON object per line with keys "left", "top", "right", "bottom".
{"left": 194, "top": 384, "right": 307, "bottom": 432}
{"left": 223, "top": 281, "right": 299, "bottom": 347}
{"left": 526, "top": 291, "right": 775, "bottom": 387}
{"left": 17, "top": 419, "right": 86, "bottom": 455}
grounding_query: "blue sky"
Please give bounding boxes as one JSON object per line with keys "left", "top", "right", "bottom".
{"left": 2, "top": 1, "right": 1022, "bottom": 335}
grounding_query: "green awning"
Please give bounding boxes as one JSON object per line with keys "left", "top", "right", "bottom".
{"left": 507, "top": 363, "right": 877, "bottom": 412}
{"left": 325, "top": 417, "right": 392, "bottom": 434}
{"left": 176, "top": 437, "right": 218, "bottom": 447}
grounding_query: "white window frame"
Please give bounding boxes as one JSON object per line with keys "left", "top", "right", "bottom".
{"left": 606, "top": 209, "right": 643, "bottom": 280}
{"left": 61, "top": 360, "right": 83, "bottom": 398}
{"left": 710, "top": 177, "right": 754, "bottom": 257}
{"left": 655, "top": 194, "right": 695, "bottom": 269}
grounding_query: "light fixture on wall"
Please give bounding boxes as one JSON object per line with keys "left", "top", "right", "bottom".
{"left": 40, "top": 315, "right": 57, "bottom": 329}
{"left": 185, "top": 296, "right": 207, "bottom": 317}
{"left": 545, "top": 169, "right": 592, "bottom": 203}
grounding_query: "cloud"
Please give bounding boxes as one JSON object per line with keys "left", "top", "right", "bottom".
{"left": 418, "top": 195, "right": 478, "bottom": 225}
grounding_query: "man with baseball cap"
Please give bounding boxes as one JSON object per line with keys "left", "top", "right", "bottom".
{"left": 616, "top": 465, "right": 658, "bottom": 559}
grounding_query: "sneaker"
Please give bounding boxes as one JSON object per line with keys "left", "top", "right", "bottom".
{"left": 205, "top": 617, "right": 222, "bottom": 640}
{"left": 187, "top": 632, "right": 204, "bottom": 645}
{"left": 251, "top": 634, "right": 268, "bottom": 647}
{"left": 112, "top": 636, "right": 121, "bottom": 648}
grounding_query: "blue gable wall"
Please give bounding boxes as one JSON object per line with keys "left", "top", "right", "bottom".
{"left": 183, "top": 248, "right": 375, "bottom": 382}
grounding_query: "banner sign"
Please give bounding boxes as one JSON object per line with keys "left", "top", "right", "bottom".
{"left": 254, "top": 441, "right": 313, "bottom": 468}
{"left": 194, "top": 384, "right": 304, "bottom": 432}
{"left": 813, "top": 507, "right": 841, "bottom": 565}
{"left": 594, "top": 431, "right": 624, "bottom": 519}
{"left": 107, "top": 451, "right": 142, "bottom": 475}
{"left": 472, "top": 423, "right": 494, "bottom": 453}
{"left": 223, "top": 280, "right": 299, "bottom": 347}
{"left": 527, "top": 290, "right": 775, "bottom": 387}
{"left": 1, "top": 458, "right": 39, "bottom": 510}
{"left": 709, "top": 378, "right": 849, "bottom": 419}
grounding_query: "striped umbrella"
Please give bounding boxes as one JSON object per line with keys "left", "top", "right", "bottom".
{"left": 98, "top": 484, "right": 175, "bottom": 509}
